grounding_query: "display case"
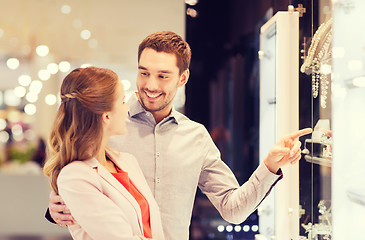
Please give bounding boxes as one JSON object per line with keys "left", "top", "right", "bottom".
{"left": 258, "top": 8, "right": 299, "bottom": 240}
{"left": 298, "top": 1, "right": 333, "bottom": 239}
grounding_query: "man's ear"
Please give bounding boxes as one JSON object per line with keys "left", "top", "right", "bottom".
{"left": 178, "top": 69, "right": 190, "bottom": 87}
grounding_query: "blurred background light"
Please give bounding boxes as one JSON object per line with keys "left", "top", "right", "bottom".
{"left": 226, "top": 225, "right": 233, "bottom": 232}
{"left": 81, "top": 29, "right": 91, "bottom": 40}
{"left": 121, "top": 79, "right": 131, "bottom": 91}
{"left": 0, "top": 118, "right": 7, "bottom": 131}
{"left": 14, "top": 86, "right": 26, "bottom": 98}
{"left": 18, "top": 75, "right": 32, "bottom": 86}
{"left": 26, "top": 92, "right": 38, "bottom": 103}
{"left": 38, "top": 69, "right": 51, "bottom": 81}
{"left": 61, "top": 4, "right": 71, "bottom": 14}
{"left": 24, "top": 104, "right": 37, "bottom": 115}
{"left": 45, "top": 94, "right": 57, "bottom": 106}
{"left": 47, "top": 63, "right": 59, "bottom": 74}
{"left": 185, "top": 0, "right": 198, "bottom": 6}
{"left": 59, "top": 61, "right": 71, "bottom": 72}
{"left": 36, "top": 45, "right": 49, "bottom": 57}
{"left": 0, "top": 131, "right": 10, "bottom": 143}
{"left": 29, "top": 80, "right": 43, "bottom": 94}
{"left": 6, "top": 58, "right": 20, "bottom": 70}
{"left": 4, "top": 89, "right": 21, "bottom": 106}
{"left": 217, "top": 225, "right": 224, "bottom": 232}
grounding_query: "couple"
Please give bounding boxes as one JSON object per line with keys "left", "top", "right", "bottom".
{"left": 43, "top": 31, "right": 311, "bottom": 240}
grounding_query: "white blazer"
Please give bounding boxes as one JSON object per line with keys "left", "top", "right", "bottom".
{"left": 57, "top": 150, "right": 165, "bottom": 240}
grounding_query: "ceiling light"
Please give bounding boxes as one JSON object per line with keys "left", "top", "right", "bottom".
{"left": 4, "top": 89, "right": 21, "bottom": 106}
{"left": 59, "top": 61, "right": 71, "bottom": 72}
{"left": 14, "top": 86, "right": 26, "bottom": 98}
{"left": 38, "top": 69, "right": 51, "bottom": 81}
{"left": 6, "top": 58, "right": 20, "bottom": 70}
{"left": 36, "top": 45, "right": 48, "bottom": 56}
{"left": 61, "top": 5, "right": 71, "bottom": 14}
{"left": 24, "top": 104, "right": 37, "bottom": 115}
{"left": 45, "top": 94, "right": 57, "bottom": 105}
{"left": 29, "top": 80, "right": 43, "bottom": 94}
{"left": 36, "top": 45, "right": 49, "bottom": 57}
{"left": 81, "top": 29, "right": 91, "bottom": 40}
{"left": 26, "top": 92, "right": 38, "bottom": 103}
{"left": 18, "top": 75, "right": 32, "bottom": 86}
{"left": 47, "top": 63, "right": 59, "bottom": 74}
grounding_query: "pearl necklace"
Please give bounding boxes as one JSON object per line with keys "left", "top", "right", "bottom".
{"left": 301, "top": 18, "right": 333, "bottom": 108}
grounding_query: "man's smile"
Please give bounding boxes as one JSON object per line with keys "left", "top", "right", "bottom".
{"left": 144, "top": 90, "right": 163, "bottom": 100}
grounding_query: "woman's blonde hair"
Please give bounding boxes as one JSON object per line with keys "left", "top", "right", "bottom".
{"left": 43, "top": 66, "right": 119, "bottom": 194}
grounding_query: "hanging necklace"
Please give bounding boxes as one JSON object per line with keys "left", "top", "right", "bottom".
{"left": 301, "top": 18, "right": 333, "bottom": 108}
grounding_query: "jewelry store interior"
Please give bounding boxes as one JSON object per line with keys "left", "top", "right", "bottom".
{"left": 0, "top": 0, "right": 364, "bottom": 239}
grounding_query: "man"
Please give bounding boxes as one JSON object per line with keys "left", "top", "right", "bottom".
{"left": 48, "top": 31, "right": 311, "bottom": 240}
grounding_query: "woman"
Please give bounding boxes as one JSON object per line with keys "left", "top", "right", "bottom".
{"left": 43, "top": 67, "right": 164, "bottom": 240}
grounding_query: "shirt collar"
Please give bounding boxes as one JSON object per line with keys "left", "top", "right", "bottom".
{"left": 127, "top": 92, "right": 183, "bottom": 124}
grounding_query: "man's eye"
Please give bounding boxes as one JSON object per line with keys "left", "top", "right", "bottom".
{"left": 140, "top": 72, "right": 148, "bottom": 76}
{"left": 159, "top": 75, "right": 168, "bottom": 79}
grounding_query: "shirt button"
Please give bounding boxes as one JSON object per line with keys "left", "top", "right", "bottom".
{"left": 156, "top": 152, "right": 160, "bottom": 157}
{"left": 156, "top": 178, "right": 160, "bottom": 183}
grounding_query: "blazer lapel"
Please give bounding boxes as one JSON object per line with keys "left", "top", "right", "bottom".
{"left": 107, "top": 151, "right": 151, "bottom": 199}
{"left": 84, "top": 158, "right": 144, "bottom": 233}
{"left": 108, "top": 152, "right": 164, "bottom": 238}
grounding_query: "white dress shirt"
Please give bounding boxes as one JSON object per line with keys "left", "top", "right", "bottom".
{"left": 108, "top": 94, "right": 282, "bottom": 240}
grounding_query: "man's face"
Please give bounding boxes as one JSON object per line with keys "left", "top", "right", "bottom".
{"left": 137, "top": 48, "right": 188, "bottom": 117}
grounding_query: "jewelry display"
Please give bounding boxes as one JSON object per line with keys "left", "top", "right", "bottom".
{"left": 301, "top": 119, "right": 332, "bottom": 167}
{"left": 301, "top": 18, "right": 333, "bottom": 108}
{"left": 300, "top": 200, "right": 332, "bottom": 240}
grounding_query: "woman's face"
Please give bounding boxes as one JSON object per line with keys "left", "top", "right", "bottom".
{"left": 106, "top": 81, "right": 129, "bottom": 136}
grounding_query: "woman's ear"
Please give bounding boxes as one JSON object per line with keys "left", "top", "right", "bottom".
{"left": 102, "top": 112, "right": 110, "bottom": 124}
